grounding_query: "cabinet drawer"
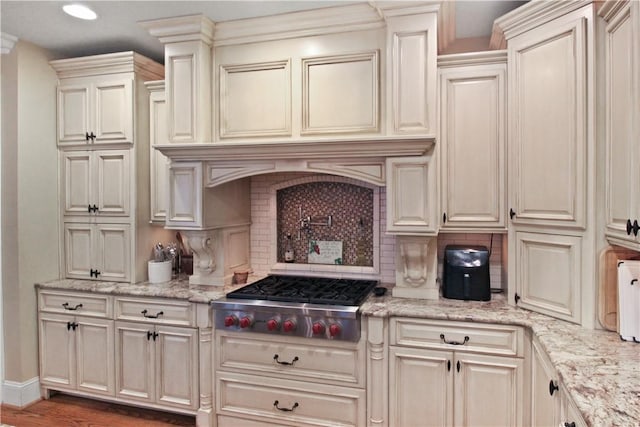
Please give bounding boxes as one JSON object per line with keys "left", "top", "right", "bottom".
{"left": 217, "top": 371, "right": 365, "bottom": 427}
{"left": 391, "top": 318, "right": 524, "bottom": 357}
{"left": 115, "top": 297, "right": 195, "bottom": 327}
{"left": 39, "top": 290, "right": 112, "bottom": 318}
{"left": 216, "top": 331, "right": 364, "bottom": 387}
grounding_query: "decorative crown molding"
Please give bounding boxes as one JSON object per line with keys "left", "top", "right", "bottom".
{"left": 438, "top": 50, "right": 507, "bottom": 68}
{"left": 598, "top": 0, "right": 629, "bottom": 21}
{"left": 139, "top": 14, "right": 215, "bottom": 45}
{"left": 144, "top": 79, "right": 165, "bottom": 91}
{"left": 1, "top": 32, "right": 18, "bottom": 54}
{"left": 49, "top": 51, "right": 164, "bottom": 80}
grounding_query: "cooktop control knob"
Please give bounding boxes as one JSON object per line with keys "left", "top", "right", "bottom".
{"left": 283, "top": 319, "right": 296, "bottom": 333}
{"left": 239, "top": 316, "right": 253, "bottom": 329}
{"left": 224, "top": 315, "right": 238, "bottom": 327}
{"left": 312, "top": 322, "right": 326, "bottom": 335}
{"left": 266, "top": 319, "right": 280, "bottom": 331}
{"left": 329, "top": 323, "right": 341, "bottom": 337}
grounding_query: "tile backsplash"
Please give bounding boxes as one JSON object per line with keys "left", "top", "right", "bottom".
{"left": 249, "top": 172, "right": 505, "bottom": 289}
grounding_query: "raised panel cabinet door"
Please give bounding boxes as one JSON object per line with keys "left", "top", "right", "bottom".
{"left": 64, "top": 223, "right": 93, "bottom": 280}
{"left": 61, "top": 151, "right": 92, "bottom": 216}
{"left": 93, "top": 79, "right": 133, "bottom": 144}
{"left": 115, "top": 321, "right": 155, "bottom": 403}
{"left": 453, "top": 353, "right": 524, "bottom": 427}
{"left": 440, "top": 63, "right": 506, "bottom": 230}
{"left": 94, "top": 224, "right": 131, "bottom": 282}
{"left": 514, "top": 231, "right": 582, "bottom": 324}
{"left": 149, "top": 90, "right": 169, "bottom": 223}
{"left": 166, "top": 162, "right": 202, "bottom": 228}
{"left": 508, "top": 8, "right": 590, "bottom": 228}
{"left": 603, "top": 3, "right": 638, "bottom": 245}
{"left": 386, "top": 156, "right": 437, "bottom": 234}
{"left": 75, "top": 317, "right": 115, "bottom": 396}
{"left": 95, "top": 150, "right": 130, "bottom": 216}
{"left": 155, "top": 326, "right": 199, "bottom": 410}
{"left": 531, "top": 339, "right": 561, "bottom": 427}
{"left": 386, "top": 13, "right": 437, "bottom": 135}
{"left": 39, "top": 313, "right": 76, "bottom": 389}
{"left": 389, "top": 347, "right": 453, "bottom": 427}
{"left": 57, "top": 83, "right": 90, "bottom": 144}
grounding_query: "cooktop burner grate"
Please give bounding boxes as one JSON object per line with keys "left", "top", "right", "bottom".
{"left": 226, "top": 275, "right": 378, "bottom": 306}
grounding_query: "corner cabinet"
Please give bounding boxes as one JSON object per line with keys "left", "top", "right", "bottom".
{"left": 502, "top": 3, "right": 597, "bottom": 326}
{"left": 51, "top": 52, "right": 165, "bottom": 283}
{"left": 386, "top": 154, "right": 438, "bottom": 235}
{"left": 388, "top": 318, "right": 525, "bottom": 427}
{"left": 438, "top": 52, "right": 506, "bottom": 232}
{"left": 601, "top": 0, "right": 640, "bottom": 252}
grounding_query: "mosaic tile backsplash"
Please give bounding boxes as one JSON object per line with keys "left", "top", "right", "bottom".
{"left": 277, "top": 181, "right": 374, "bottom": 266}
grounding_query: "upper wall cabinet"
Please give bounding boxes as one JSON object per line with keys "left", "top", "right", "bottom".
{"left": 57, "top": 78, "right": 133, "bottom": 146}
{"left": 438, "top": 52, "right": 506, "bottom": 232}
{"left": 601, "top": 0, "right": 640, "bottom": 252}
{"left": 146, "top": 81, "right": 170, "bottom": 224}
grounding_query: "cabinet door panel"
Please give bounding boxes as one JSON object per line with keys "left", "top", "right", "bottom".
{"left": 531, "top": 339, "right": 561, "bottom": 426}
{"left": 95, "top": 224, "right": 130, "bottom": 282}
{"left": 515, "top": 231, "right": 581, "bottom": 323}
{"left": 156, "top": 326, "right": 199, "bottom": 410}
{"left": 94, "top": 80, "right": 133, "bottom": 144}
{"left": 75, "top": 317, "right": 114, "bottom": 396}
{"left": 440, "top": 65, "right": 505, "bottom": 229}
{"left": 454, "top": 353, "right": 523, "bottom": 427}
{"left": 58, "top": 84, "right": 90, "bottom": 144}
{"left": 39, "top": 313, "right": 75, "bottom": 388}
{"left": 166, "top": 162, "right": 202, "bottom": 228}
{"left": 62, "top": 152, "right": 92, "bottom": 216}
{"left": 389, "top": 347, "right": 452, "bottom": 427}
{"left": 509, "top": 13, "right": 587, "bottom": 228}
{"left": 64, "top": 223, "right": 93, "bottom": 279}
{"left": 604, "top": 4, "right": 636, "bottom": 243}
{"left": 115, "top": 321, "right": 155, "bottom": 403}
{"left": 95, "top": 150, "right": 130, "bottom": 216}
{"left": 149, "top": 91, "right": 169, "bottom": 222}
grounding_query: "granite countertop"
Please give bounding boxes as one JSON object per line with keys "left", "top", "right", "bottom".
{"left": 36, "top": 279, "right": 639, "bottom": 426}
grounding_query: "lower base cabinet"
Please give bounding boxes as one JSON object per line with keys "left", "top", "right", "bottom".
{"left": 115, "top": 321, "right": 199, "bottom": 411}
{"left": 389, "top": 347, "right": 524, "bottom": 427}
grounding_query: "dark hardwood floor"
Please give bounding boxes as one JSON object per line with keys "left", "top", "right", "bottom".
{"left": 1, "top": 393, "right": 195, "bottom": 426}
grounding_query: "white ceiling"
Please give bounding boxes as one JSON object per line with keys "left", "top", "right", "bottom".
{"left": 1, "top": 1, "right": 525, "bottom": 64}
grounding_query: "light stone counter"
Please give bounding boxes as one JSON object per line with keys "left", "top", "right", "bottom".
{"left": 360, "top": 291, "right": 640, "bottom": 427}
{"left": 35, "top": 279, "right": 639, "bottom": 426}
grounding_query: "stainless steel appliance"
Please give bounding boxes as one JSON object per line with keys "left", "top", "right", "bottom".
{"left": 210, "top": 275, "right": 377, "bottom": 342}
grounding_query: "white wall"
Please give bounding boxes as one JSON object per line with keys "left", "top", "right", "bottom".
{"left": 1, "top": 39, "right": 59, "bottom": 406}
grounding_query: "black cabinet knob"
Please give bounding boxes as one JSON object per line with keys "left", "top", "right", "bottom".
{"left": 627, "top": 219, "right": 633, "bottom": 235}
{"left": 632, "top": 220, "right": 639, "bottom": 237}
{"left": 549, "top": 379, "right": 559, "bottom": 396}
{"left": 510, "top": 208, "right": 516, "bottom": 220}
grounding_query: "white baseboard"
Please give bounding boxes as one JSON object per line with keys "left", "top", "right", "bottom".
{"left": 3, "top": 377, "right": 41, "bottom": 407}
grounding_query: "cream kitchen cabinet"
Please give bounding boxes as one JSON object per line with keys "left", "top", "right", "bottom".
{"left": 602, "top": 0, "right": 640, "bottom": 252}
{"left": 386, "top": 154, "right": 438, "bottom": 235}
{"left": 115, "top": 320, "right": 199, "bottom": 411}
{"left": 52, "top": 52, "right": 165, "bottom": 284}
{"left": 61, "top": 150, "right": 130, "bottom": 217}
{"left": 146, "top": 81, "right": 170, "bottom": 223}
{"left": 500, "top": 2, "right": 598, "bottom": 327}
{"left": 38, "top": 291, "right": 115, "bottom": 397}
{"left": 438, "top": 52, "right": 506, "bottom": 231}
{"left": 64, "top": 223, "right": 131, "bottom": 282}
{"left": 389, "top": 318, "right": 525, "bottom": 427}
{"left": 56, "top": 77, "right": 133, "bottom": 146}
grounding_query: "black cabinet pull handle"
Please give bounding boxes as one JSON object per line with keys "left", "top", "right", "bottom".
{"left": 442, "top": 212, "right": 447, "bottom": 223}
{"left": 147, "top": 331, "right": 153, "bottom": 341}
{"left": 273, "top": 400, "right": 298, "bottom": 412}
{"left": 509, "top": 208, "right": 516, "bottom": 220}
{"left": 626, "top": 219, "right": 633, "bottom": 235}
{"left": 89, "top": 269, "right": 101, "bottom": 278}
{"left": 62, "top": 302, "right": 83, "bottom": 311}
{"left": 440, "top": 334, "right": 469, "bottom": 346}
{"left": 273, "top": 354, "right": 299, "bottom": 366}
{"left": 141, "top": 309, "right": 164, "bottom": 319}
{"left": 564, "top": 422, "right": 576, "bottom": 427}
{"left": 456, "top": 360, "right": 461, "bottom": 372}
{"left": 85, "top": 132, "right": 96, "bottom": 142}
{"left": 549, "top": 379, "right": 559, "bottom": 396}
{"left": 515, "top": 293, "right": 521, "bottom": 304}
{"left": 633, "top": 220, "right": 639, "bottom": 236}
{"left": 72, "top": 322, "right": 78, "bottom": 331}
{"left": 631, "top": 279, "right": 638, "bottom": 286}
{"left": 153, "top": 332, "right": 159, "bottom": 341}
{"left": 67, "top": 321, "right": 73, "bottom": 331}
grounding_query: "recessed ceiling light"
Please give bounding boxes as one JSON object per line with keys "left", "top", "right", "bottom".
{"left": 63, "top": 4, "right": 98, "bottom": 20}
